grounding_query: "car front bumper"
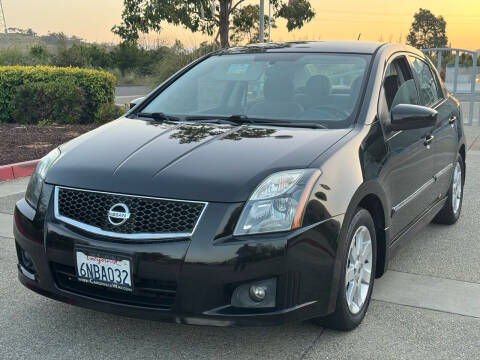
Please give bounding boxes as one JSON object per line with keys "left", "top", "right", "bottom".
{"left": 13, "top": 185, "right": 344, "bottom": 327}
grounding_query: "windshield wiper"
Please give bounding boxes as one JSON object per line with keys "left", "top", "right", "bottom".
{"left": 227, "top": 115, "right": 253, "bottom": 124}
{"left": 146, "top": 113, "right": 327, "bottom": 129}
{"left": 253, "top": 121, "right": 328, "bottom": 129}
{"left": 136, "top": 112, "right": 181, "bottom": 122}
{"left": 185, "top": 114, "right": 253, "bottom": 126}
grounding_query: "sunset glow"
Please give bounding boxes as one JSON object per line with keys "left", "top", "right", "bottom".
{"left": 6, "top": 0, "right": 480, "bottom": 49}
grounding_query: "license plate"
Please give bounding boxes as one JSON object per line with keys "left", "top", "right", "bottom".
{"left": 75, "top": 249, "right": 133, "bottom": 292}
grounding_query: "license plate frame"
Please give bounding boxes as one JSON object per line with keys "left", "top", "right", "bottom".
{"left": 74, "top": 246, "right": 134, "bottom": 292}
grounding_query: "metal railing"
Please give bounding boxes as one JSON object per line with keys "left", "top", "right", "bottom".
{"left": 423, "top": 48, "right": 479, "bottom": 126}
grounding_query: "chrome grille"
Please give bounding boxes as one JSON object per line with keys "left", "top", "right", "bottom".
{"left": 54, "top": 187, "right": 207, "bottom": 239}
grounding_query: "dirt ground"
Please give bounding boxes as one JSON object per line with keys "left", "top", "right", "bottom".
{"left": 0, "top": 123, "right": 98, "bottom": 165}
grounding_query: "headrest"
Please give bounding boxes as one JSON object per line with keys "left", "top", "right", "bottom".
{"left": 305, "top": 75, "right": 331, "bottom": 96}
{"left": 351, "top": 76, "right": 363, "bottom": 94}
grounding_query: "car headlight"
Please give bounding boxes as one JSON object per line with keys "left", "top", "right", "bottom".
{"left": 234, "top": 169, "right": 322, "bottom": 236}
{"left": 25, "top": 148, "right": 61, "bottom": 209}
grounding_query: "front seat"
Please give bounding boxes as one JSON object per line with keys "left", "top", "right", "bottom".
{"left": 248, "top": 77, "right": 303, "bottom": 118}
{"left": 296, "top": 75, "right": 332, "bottom": 109}
{"left": 348, "top": 76, "right": 363, "bottom": 108}
{"left": 391, "top": 79, "right": 418, "bottom": 108}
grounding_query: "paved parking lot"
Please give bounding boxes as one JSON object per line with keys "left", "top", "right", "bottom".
{"left": 115, "top": 86, "right": 150, "bottom": 107}
{"left": 1, "top": 128, "right": 480, "bottom": 360}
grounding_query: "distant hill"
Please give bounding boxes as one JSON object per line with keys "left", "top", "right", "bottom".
{"left": 0, "top": 33, "right": 48, "bottom": 50}
{"left": 0, "top": 30, "right": 106, "bottom": 51}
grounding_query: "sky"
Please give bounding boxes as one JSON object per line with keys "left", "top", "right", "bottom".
{"left": 4, "top": 0, "right": 480, "bottom": 50}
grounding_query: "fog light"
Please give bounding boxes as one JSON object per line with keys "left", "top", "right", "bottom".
{"left": 22, "top": 251, "right": 34, "bottom": 269}
{"left": 249, "top": 285, "right": 267, "bottom": 302}
{"left": 16, "top": 242, "right": 36, "bottom": 275}
{"left": 231, "top": 278, "right": 276, "bottom": 308}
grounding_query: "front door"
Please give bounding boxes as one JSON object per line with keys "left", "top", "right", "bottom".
{"left": 379, "top": 55, "right": 438, "bottom": 238}
{"left": 408, "top": 55, "right": 459, "bottom": 198}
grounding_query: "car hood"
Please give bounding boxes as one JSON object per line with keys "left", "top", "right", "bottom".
{"left": 46, "top": 118, "right": 350, "bottom": 202}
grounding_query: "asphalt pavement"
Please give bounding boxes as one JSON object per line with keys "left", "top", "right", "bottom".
{"left": 1, "top": 127, "right": 480, "bottom": 359}
{"left": 115, "top": 86, "right": 151, "bottom": 107}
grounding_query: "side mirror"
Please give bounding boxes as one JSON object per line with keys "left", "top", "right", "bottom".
{"left": 387, "top": 104, "right": 437, "bottom": 132}
{"left": 129, "top": 97, "right": 145, "bottom": 110}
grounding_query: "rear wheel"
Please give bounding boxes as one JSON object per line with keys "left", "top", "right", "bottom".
{"left": 313, "top": 208, "right": 376, "bottom": 331}
{"left": 433, "top": 154, "right": 464, "bottom": 225}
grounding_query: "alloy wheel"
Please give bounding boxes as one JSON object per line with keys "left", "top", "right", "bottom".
{"left": 452, "top": 161, "right": 462, "bottom": 215}
{"left": 345, "top": 225, "right": 373, "bottom": 314}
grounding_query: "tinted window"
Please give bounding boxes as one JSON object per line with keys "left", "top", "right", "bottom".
{"left": 383, "top": 57, "right": 419, "bottom": 110}
{"left": 141, "top": 53, "right": 371, "bottom": 129}
{"left": 409, "top": 56, "right": 440, "bottom": 106}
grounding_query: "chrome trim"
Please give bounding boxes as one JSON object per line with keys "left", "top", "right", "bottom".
{"left": 392, "top": 178, "right": 435, "bottom": 214}
{"left": 107, "top": 203, "right": 130, "bottom": 226}
{"left": 392, "top": 162, "right": 454, "bottom": 214}
{"left": 434, "top": 163, "right": 453, "bottom": 180}
{"left": 54, "top": 186, "right": 208, "bottom": 240}
{"left": 18, "top": 264, "right": 36, "bottom": 281}
{"left": 385, "top": 130, "right": 402, "bottom": 142}
{"left": 204, "top": 301, "right": 317, "bottom": 316}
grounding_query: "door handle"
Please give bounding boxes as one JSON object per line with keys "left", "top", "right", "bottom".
{"left": 424, "top": 134, "right": 434, "bottom": 149}
{"left": 449, "top": 116, "right": 457, "bottom": 127}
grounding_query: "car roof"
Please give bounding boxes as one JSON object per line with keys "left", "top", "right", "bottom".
{"left": 222, "top": 41, "right": 414, "bottom": 55}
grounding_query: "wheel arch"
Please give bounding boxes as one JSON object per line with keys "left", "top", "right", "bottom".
{"left": 325, "top": 180, "right": 390, "bottom": 314}
{"left": 343, "top": 181, "right": 390, "bottom": 278}
{"left": 459, "top": 144, "right": 465, "bottom": 162}
{"left": 459, "top": 143, "right": 466, "bottom": 176}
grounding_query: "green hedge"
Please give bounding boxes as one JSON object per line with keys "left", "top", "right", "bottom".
{"left": 12, "top": 80, "right": 85, "bottom": 125}
{"left": 0, "top": 66, "right": 116, "bottom": 123}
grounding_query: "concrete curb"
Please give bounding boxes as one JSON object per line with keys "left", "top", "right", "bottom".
{"left": 0, "top": 160, "right": 39, "bottom": 181}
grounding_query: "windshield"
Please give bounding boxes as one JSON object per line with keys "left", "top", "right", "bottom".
{"left": 141, "top": 52, "right": 371, "bottom": 128}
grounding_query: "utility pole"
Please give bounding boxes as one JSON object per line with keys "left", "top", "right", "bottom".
{"left": 268, "top": 0, "right": 271, "bottom": 42}
{"left": 259, "top": 0, "right": 265, "bottom": 42}
{"left": 0, "top": 0, "right": 7, "bottom": 34}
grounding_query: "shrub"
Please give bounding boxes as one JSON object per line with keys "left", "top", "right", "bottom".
{"left": 12, "top": 80, "right": 84, "bottom": 124}
{"left": 55, "top": 44, "right": 87, "bottom": 68}
{"left": 152, "top": 41, "right": 218, "bottom": 84}
{"left": 83, "top": 44, "right": 113, "bottom": 69}
{"left": 95, "top": 103, "right": 126, "bottom": 124}
{"left": 29, "top": 44, "right": 50, "bottom": 64}
{"left": 110, "top": 42, "right": 143, "bottom": 76}
{"left": 0, "top": 66, "right": 116, "bottom": 123}
{"left": 0, "top": 47, "right": 30, "bottom": 66}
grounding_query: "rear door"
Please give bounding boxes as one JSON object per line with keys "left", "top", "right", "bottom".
{"left": 379, "top": 55, "right": 437, "bottom": 238}
{"left": 408, "top": 55, "right": 459, "bottom": 197}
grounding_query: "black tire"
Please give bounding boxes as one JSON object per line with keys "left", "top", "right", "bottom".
{"left": 313, "top": 208, "right": 377, "bottom": 331}
{"left": 432, "top": 154, "right": 464, "bottom": 225}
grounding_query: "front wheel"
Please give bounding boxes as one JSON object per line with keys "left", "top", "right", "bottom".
{"left": 313, "top": 208, "right": 376, "bottom": 331}
{"left": 432, "top": 155, "right": 464, "bottom": 225}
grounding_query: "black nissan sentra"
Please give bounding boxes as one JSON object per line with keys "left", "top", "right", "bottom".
{"left": 14, "top": 41, "right": 465, "bottom": 330}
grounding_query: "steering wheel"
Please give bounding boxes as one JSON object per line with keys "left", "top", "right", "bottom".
{"left": 310, "top": 105, "right": 349, "bottom": 120}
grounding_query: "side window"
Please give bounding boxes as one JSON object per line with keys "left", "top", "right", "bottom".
{"left": 382, "top": 56, "right": 419, "bottom": 111}
{"left": 409, "top": 56, "right": 440, "bottom": 106}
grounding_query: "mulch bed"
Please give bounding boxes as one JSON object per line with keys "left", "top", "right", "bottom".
{"left": 0, "top": 124, "right": 98, "bottom": 166}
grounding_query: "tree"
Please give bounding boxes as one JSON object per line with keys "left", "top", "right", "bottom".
{"left": 113, "top": 0, "right": 315, "bottom": 48}
{"left": 230, "top": 4, "right": 277, "bottom": 44}
{"left": 277, "top": 0, "right": 315, "bottom": 31}
{"left": 406, "top": 8, "right": 448, "bottom": 50}
{"left": 29, "top": 44, "right": 50, "bottom": 65}
{"left": 110, "top": 42, "right": 143, "bottom": 75}
{"left": 55, "top": 44, "right": 87, "bottom": 68}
